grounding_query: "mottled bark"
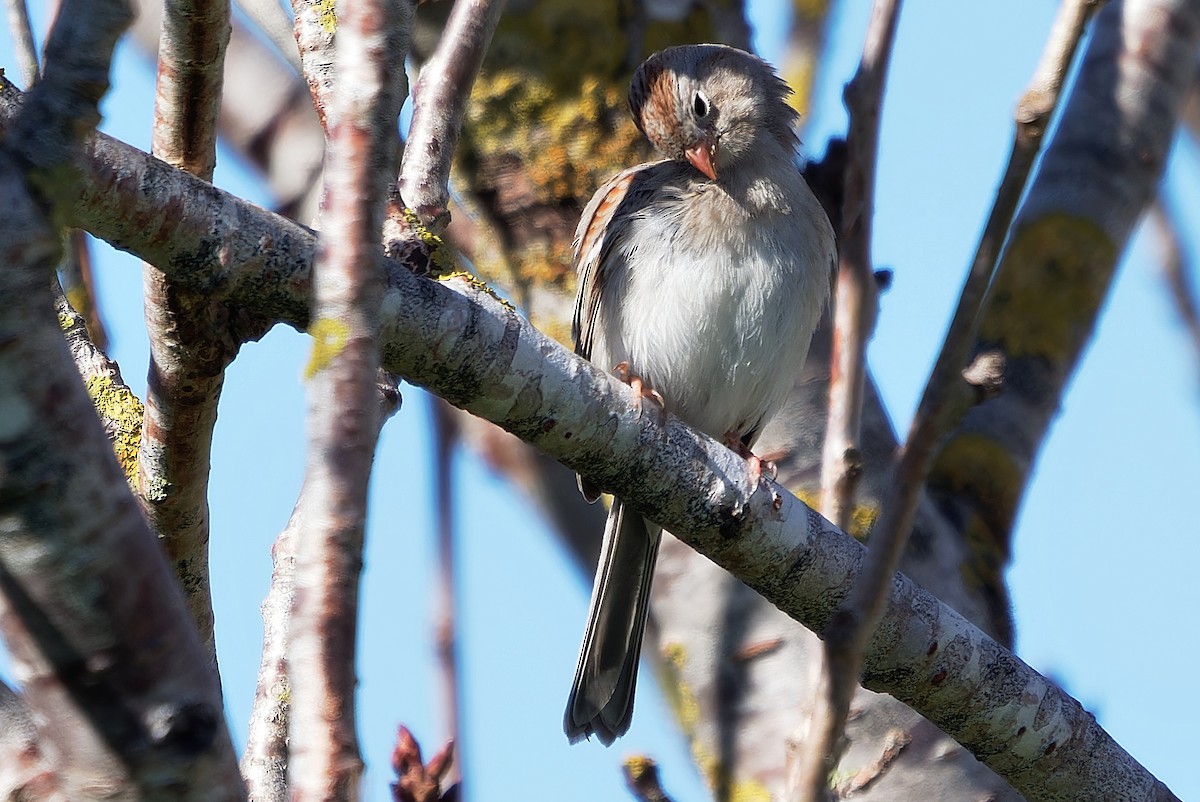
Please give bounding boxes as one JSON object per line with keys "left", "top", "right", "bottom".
{"left": 140, "top": 0, "right": 233, "bottom": 664}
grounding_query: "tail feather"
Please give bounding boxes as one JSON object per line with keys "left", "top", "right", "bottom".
{"left": 564, "top": 500, "right": 662, "bottom": 745}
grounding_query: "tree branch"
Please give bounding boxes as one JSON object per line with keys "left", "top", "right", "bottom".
{"left": 817, "top": 0, "right": 897, "bottom": 533}
{"left": 813, "top": 2, "right": 1104, "bottom": 795}
{"left": 3, "top": 0, "right": 38, "bottom": 87}
{"left": 140, "top": 0, "right": 233, "bottom": 664}
{"left": 286, "top": 0, "right": 412, "bottom": 797}
{"left": 399, "top": 0, "right": 506, "bottom": 229}
{"left": 927, "top": 0, "right": 1195, "bottom": 568}
{"left": 242, "top": 378, "right": 401, "bottom": 802}
{"left": 431, "top": 399, "right": 464, "bottom": 790}
{"left": 799, "top": 1, "right": 902, "bottom": 794}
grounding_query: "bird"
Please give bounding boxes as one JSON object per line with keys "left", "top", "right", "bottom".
{"left": 564, "top": 43, "right": 836, "bottom": 745}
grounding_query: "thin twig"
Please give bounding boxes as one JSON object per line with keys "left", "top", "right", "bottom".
{"left": 793, "top": 0, "right": 902, "bottom": 796}
{"left": 431, "top": 398, "right": 464, "bottom": 790}
{"left": 806, "top": 0, "right": 1104, "bottom": 797}
{"left": 243, "top": 375, "right": 401, "bottom": 802}
{"left": 4, "top": 0, "right": 38, "bottom": 86}
{"left": 136, "top": 0, "right": 233, "bottom": 664}
{"left": 398, "top": 0, "right": 506, "bottom": 229}
{"left": 286, "top": 0, "right": 411, "bottom": 796}
{"left": 1149, "top": 194, "right": 1200, "bottom": 385}
{"left": 817, "top": 0, "right": 898, "bottom": 532}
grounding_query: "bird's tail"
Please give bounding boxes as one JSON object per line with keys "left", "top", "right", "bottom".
{"left": 564, "top": 500, "right": 662, "bottom": 745}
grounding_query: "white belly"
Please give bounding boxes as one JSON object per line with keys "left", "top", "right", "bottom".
{"left": 590, "top": 205, "right": 828, "bottom": 443}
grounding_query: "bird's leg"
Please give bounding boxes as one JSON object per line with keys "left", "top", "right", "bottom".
{"left": 723, "top": 431, "right": 778, "bottom": 485}
{"left": 614, "top": 362, "right": 667, "bottom": 433}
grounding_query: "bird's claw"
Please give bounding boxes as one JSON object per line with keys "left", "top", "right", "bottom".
{"left": 724, "top": 431, "right": 777, "bottom": 484}
{"left": 614, "top": 362, "right": 668, "bottom": 433}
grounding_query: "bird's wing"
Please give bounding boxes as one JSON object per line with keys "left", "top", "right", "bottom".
{"left": 571, "top": 161, "right": 668, "bottom": 361}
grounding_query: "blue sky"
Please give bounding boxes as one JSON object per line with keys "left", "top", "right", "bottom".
{"left": 3, "top": 1, "right": 1198, "bottom": 800}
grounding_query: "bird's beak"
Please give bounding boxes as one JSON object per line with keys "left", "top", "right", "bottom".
{"left": 685, "top": 137, "right": 718, "bottom": 180}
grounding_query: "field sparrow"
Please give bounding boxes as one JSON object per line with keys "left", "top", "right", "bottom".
{"left": 564, "top": 44, "right": 836, "bottom": 744}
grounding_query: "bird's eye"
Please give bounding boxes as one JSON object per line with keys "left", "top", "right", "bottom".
{"left": 693, "top": 91, "right": 711, "bottom": 119}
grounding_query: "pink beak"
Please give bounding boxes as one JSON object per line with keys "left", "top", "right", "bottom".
{"left": 684, "top": 138, "right": 718, "bottom": 180}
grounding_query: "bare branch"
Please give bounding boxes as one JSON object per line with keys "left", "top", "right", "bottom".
{"left": 823, "top": 0, "right": 1102, "bottom": 747}
{"left": 431, "top": 399, "right": 464, "bottom": 789}
{"left": 799, "top": 0, "right": 902, "bottom": 793}
{"left": 125, "top": 0, "right": 327, "bottom": 223}
{"left": 818, "top": 0, "right": 898, "bottom": 539}
{"left": 3, "top": 0, "right": 38, "bottom": 86}
{"left": 290, "top": 0, "right": 338, "bottom": 131}
{"left": 139, "top": 0, "right": 233, "bottom": 665}
{"left": 152, "top": 0, "right": 228, "bottom": 178}
{"left": 286, "top": 0, "right": 412, "bottom": 796}
{"left": 399, "top": 0, "right": 506, "bottom": 228}
{"left": 59, "top": 228, "right": 109, "bottom": 351}
{"left": 1148, "top": 194, "right": 1200, "bottom": 385}
{"left": 243, "top": 377, "right": 401, "bottom": 802}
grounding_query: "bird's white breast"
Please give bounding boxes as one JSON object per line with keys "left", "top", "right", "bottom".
{"left": 591, "top": 176, "right": 831, "bottom": 443}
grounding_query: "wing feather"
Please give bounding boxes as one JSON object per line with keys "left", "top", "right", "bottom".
{"left": 571, "top": 162, "right": 668, "bottom": 361}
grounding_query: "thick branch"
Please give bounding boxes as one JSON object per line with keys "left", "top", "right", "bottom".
{"left": 0, "top": 2, "right": 244, "bottom": 793}
{"left": 30, "top": 137, "right": 1174, "bottom": 802}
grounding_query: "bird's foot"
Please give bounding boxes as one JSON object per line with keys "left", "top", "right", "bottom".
{"left": 723, "top": 431, "right": 778, "bottom": 484}
{"left": 614, "top": 362, "right": 668, "bottom": 439}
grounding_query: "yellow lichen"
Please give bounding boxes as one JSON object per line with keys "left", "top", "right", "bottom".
{"left": 84, "top": 375, "right": 143, "bottom": 486}
{"left": 304, "top": 317, "right": 350, "bottom": 379}
{"left": 318, "top": 0, "right": 337, "bottom": 32}
{"left": 401, "top": 207, "right": 457, "bottom": 278}
{"left": 437, "top": 270, "right": 515, "bottom": 312}
{"left": 460, "top": 0, "right": 713, "bottom": 288}
{"left": 927, "top": 432, "right": 1022, "bottom": 598}
{"left": 793, "top": 487, "right": 878, "bottom": 541}
{"left": 693, "top": 743, "right": 773, "bottom": 802}
{"left": 979, "top": 214, "right": 1116, "bottom": 361}
{"left": 622, "top": 755, "right": 654, "bottom": 781}
{"left": 659, "top": 642, "right": 701, "bottom": 735}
